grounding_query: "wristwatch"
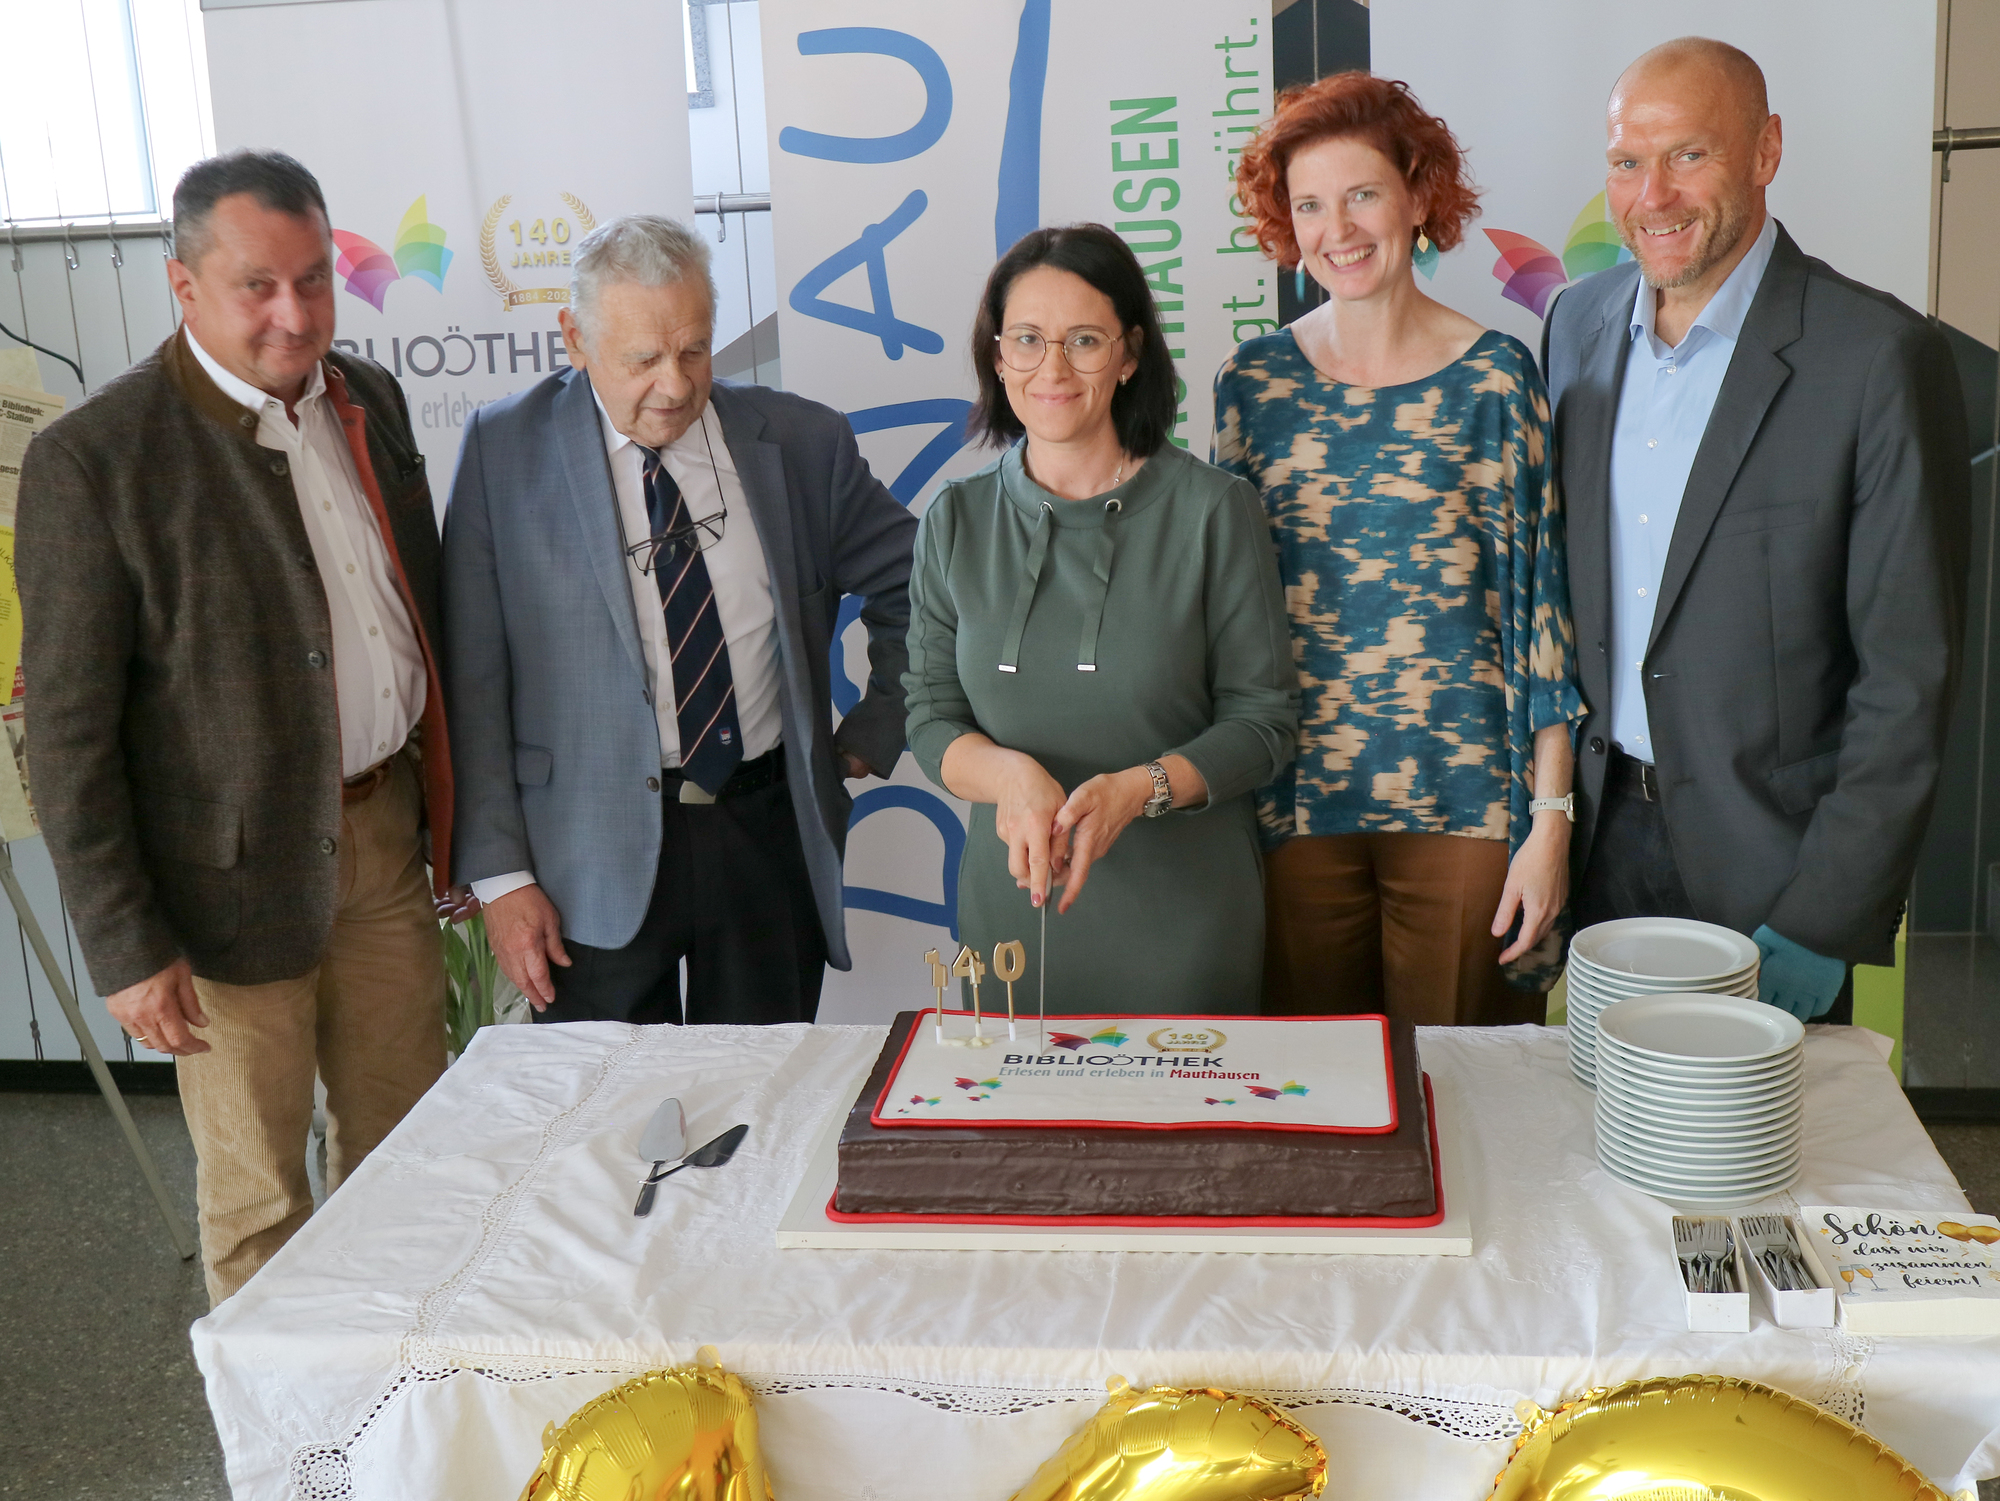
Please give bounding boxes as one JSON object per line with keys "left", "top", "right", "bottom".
{"left": 1141, "top": 760, "right": 1173, "bottom": 818}
{"left": 1529, "top": 793, "right": 1575, "bottom": 822}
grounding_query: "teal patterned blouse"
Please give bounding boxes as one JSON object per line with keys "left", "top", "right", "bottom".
{"left": 1212, "top": 327, "right": 1583, "bottom": 853}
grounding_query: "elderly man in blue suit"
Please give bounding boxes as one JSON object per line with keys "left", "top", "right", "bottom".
{"left": 443, "top": 215, "right": 916, "bottom": 1023}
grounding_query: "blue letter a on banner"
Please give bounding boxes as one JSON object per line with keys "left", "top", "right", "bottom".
{"left": 788, "top": 190, "right": 944, "bottom": 360}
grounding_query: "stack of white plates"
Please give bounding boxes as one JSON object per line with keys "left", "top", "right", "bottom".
{"left": 1593, "top": 992, "right": 1804, "bottom": 1207}
{"left": 1567, "top": 918, "right": 1760, "bottom": 1087}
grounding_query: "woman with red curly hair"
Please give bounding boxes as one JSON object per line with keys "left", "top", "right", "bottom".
{"left": 1212, "top": 73, "right": 1584, "bottom": 1026}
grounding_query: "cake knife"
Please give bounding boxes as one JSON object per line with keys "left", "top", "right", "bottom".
{"left": 1039, "top": 893, "right": 1048, "bottom": 1047}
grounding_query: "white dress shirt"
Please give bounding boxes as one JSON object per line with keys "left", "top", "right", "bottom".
{"left": 188, "top": 331, "right": 426, "bottom": 778}
{"left": 469, "top": 391, "right": 780, "bottom": 907}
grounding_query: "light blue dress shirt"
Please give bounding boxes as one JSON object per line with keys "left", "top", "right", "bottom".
{"left": 1607, "top": 215, "right": 1778, "bottom": 762}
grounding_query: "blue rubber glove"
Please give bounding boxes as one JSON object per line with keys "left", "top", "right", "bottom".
{"left": 1752, "top": 924, "right": 1846, "bottom": 1020}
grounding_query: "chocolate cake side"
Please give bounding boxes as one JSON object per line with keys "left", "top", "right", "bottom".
{"left": 833, "top": 1012, "right": 1436, "bottom": 1219}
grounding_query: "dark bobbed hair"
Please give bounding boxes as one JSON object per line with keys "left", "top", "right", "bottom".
{"left": 172, "top": 149, "right": 329, "bottom": 268}
{"left": 1236, "top": 73, "right": 1480, "bottom": 266}
{"left": 968, "top": 224, "right": 1179, "bottom": 457}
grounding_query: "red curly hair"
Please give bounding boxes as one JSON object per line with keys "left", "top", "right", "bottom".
{"left": 1236, "top": 72, "right": 1480, "bottom": 265}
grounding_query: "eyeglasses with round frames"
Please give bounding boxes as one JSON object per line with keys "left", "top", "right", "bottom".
{"left": 994, "top": 326, "right": 1125, "bottom": 374}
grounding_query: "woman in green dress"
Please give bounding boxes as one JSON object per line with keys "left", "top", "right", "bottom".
{"left": 904, "top": 225, "right": 1298, "bottom": 1015}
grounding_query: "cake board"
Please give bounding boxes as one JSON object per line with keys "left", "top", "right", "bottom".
{"left": 775, "top": 1056, "right": 1474, "bottom": 1256}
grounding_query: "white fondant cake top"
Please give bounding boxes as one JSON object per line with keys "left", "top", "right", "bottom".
{"left": 873, "top": 1014, "right": 1397, "bottom": 1133}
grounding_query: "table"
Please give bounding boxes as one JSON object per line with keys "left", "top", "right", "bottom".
{"left": 192, "top": 1023, "right": 2000, "bottom": 1501}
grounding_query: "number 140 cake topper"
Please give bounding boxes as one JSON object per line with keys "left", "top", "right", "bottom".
{"left": 922, "top": 939, "right": 1032, "bottom": 1047}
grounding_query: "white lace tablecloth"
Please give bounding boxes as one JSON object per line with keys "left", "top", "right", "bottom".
{"left": 191, "top": 1023, "right": 2000, "bottom": 1501}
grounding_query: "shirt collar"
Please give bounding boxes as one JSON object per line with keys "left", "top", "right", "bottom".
{"left": 590, "top": 382, "right": 713, "bottom": 459}
{"left": 185, "top": 327, "right": 326, "bottom": 414}
{"left": 1629, "top": 213, "right": 1779, "bottom": 350}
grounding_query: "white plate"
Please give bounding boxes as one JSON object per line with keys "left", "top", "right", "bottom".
{"left": 1596, "top": 1138, "right": 1802, "bottom": 1187}
{"left": 1593, "top": 1041, "right": 1802, "bottom": 1085}
{"left": 1596, "top": 993, "right": 1803, "bottom": 1064}
{"left": 1595, "top": 1072, "right": 1804, "bottom": 1111}
{"left": 1595, "top": 1090, "right": 1804, "bottom": 1131}
{"left": 1593, "top": 1045, "right": 1803, "bottom": 1090}
{"left": 1595, "top": 1116, "right": 1799, "bottom": 1165}
{"left": 1568, "top": 963, "right": 1759, "bottom": 996}
{"left": 1594, "top": 1094, "right": 1802, "bottom": 1136}
{"left": 1570, "top": 918, "right": 1762, "bottom": 983}
{"left": 1598, "top": 1157, "right": 1799, "bottom": 1206}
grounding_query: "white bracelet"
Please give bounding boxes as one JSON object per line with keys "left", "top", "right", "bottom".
{"left": 1529, "top": 794, "right": 1574, "bottom": 822}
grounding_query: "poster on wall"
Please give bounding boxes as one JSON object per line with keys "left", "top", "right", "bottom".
{"left": 0, "top": 364, "right": 60, "bottom": 844}
{"left": 1369, "top": 0, "right": 1932, "bottom": 355}
{"left": 760, "top": 0, "right": 1274, "bottom": 1020}
{"left": 201, "top": 0, "right": 694, "bottom": 499}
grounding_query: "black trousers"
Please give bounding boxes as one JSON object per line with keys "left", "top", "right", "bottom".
{"left": 1576, "top": 749, "right": 1851, "bottom": 1024}
{"left": 538, "top": 774, "right": 826, "bottom": 1026}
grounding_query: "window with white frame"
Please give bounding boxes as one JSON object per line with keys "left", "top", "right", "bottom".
{"left": 0, "top": 0, "right": 213, "bottom": 226}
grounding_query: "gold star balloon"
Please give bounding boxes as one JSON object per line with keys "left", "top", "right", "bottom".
{"left": 1009, "top": 1376, "right": 1327, "bottom": 1501}
{"left": 1489, "top": 1375, "right": 1954, "bottom": 1501}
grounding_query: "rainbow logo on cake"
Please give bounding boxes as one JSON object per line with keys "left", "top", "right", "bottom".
{"left": 1206, "top": 1080, "right": 1310, "bottom": 1107}
{"left": 1047, "top": 1026, "right": 1130, "bottom": 1052}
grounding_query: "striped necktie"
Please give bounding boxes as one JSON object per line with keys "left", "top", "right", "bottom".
{"left": 639, "top": 446, "right": 741, "bottom": 795}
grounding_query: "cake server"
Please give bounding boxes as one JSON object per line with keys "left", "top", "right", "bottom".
{"left": 634, "top": 1123, "right": 750, "bottom": 1218}
{"left": 633, "top": 1096, "right": 686, "bottom": 1208}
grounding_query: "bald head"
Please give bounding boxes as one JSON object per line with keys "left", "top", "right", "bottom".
{"left": 1614, "top": 37, "right": 1770, "bottom": 143}
{"left": 1603, "top": 36, "right": 1781, "bottom": 300}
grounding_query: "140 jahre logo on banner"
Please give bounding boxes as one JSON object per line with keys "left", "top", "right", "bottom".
{"left": 480, "top": 193, "right": 598, "bottom": 310}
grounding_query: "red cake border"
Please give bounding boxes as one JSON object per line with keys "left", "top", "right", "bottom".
{"left": 827, "top": 1075, "right": 1445, "bottom": 1229}
{"left": 869, "top": 1011, "right": 1399, "bottom": 1135}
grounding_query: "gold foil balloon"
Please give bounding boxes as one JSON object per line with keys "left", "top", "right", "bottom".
{"left": 517, "top": 1346, "right": 771, "bottom": 1501}
{"left": 1010, "top": 1375, "right": 1326, "bottom": 1501}
{"left": 1490, "top": 1375, "right": 1954, "bottom": 1501}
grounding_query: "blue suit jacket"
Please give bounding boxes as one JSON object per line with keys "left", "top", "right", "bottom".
{"left": 441, "top": 369, "right": 916, "bottom": 968}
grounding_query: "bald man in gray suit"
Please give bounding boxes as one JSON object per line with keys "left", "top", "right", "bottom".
{"left": 1543, "top": 38, "right": 1968, "bottom": 1021}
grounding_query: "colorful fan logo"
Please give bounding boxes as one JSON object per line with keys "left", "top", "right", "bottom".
{"left": 953, "top": 1077, "right": 1002, "bottom": 1100}
{"left": 1245, "top": 1080, "right": 1311, "bottom": 1101}
{"left": 1483, "top": 192, "right": 1632, "bottom": 319}
{"left": 1047, "top": 1026, "right": 1130, "bottom": 1051}
{"left": 1204, "top": 1097, "right": 1239, "bottom": 1106}
{"left": 332, "top": 195, "right": 454, "bottom": 312}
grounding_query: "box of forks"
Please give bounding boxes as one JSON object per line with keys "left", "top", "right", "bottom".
{"left": 1735, "top": 1212, "right": 1835, "bottom": 1327}
{"left": 1672, "top": 1215, "right": 1749, "bottom": 1332}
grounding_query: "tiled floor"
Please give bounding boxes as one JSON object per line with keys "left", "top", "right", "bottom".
{"left": 2, "top": 1091, "right": 1997, "bottom": 1501}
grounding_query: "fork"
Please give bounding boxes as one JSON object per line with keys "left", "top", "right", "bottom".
{"left": 1674, "top": 1216, "right": 1735, "bottom": 1294}
{"left": 1739, "top": 1213, "right": 1817, "bottom": 1291}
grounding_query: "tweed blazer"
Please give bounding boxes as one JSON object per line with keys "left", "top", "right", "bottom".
{"left": 1543, "top": 225, "right": 1968, "bottom": 965}
{"left": 17, "top": 331, "right": 453, "bottom": 993}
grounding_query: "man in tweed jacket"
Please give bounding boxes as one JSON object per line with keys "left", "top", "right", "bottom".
{"left": 17, "top": 151, "right": 454, "bottom": 1303}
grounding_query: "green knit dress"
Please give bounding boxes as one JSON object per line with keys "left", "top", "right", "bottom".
{"left": 904, "top": 441, "right": 1299, "bottom": 1015}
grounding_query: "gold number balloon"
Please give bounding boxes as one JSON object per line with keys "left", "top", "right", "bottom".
{"left": 1490, "top": 1375, "right": 1954, "bottom": 1501}
{"left": 517, "top": 1346, "right": 772, "bottom": 1501}
{"left": 1009, "top": 1376, "right": 1326, "bottom": 1501}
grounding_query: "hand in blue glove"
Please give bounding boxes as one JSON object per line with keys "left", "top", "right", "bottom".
{"left": 1752, "top": 924, "right": 1846, "bottom": 1020}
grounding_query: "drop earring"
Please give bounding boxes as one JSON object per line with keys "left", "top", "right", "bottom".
{"left": 1416, "top": 228, "right": 1431, "bottom": 255}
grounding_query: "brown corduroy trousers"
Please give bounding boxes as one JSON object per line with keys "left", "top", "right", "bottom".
{"left": 176, "top": 752, "right": 446, "bottom": 1305}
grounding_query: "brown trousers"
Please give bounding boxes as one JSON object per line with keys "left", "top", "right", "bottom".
{"left": 176, "top": 752, "right": 446, "bottom": 1304}
{"left": 1262, "top": 831, "right": 1544, "bottom": 1027}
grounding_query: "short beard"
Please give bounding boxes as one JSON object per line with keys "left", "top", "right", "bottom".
{"left": 1621, "top": 196, "right": 1752, "bottom": 290}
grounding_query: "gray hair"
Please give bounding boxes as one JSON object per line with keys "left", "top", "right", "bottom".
{"left": 569, "top": 215, "right": 717, "bottom": 336}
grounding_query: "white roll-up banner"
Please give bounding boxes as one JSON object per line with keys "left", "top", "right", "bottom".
{"left": 203, "top": 0, "right": 694, "bottom": 496}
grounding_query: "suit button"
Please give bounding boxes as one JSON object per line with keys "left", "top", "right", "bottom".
{"left": 307, "top": 650, "right": 327, "bottom": 668}
{"left": 646, "top": 776, "right": 660, "bottom": 792}
{"left": 239, "top": 413, "right": 256, "bottom": 429}
{"left": 271, "top": 458, "right": 289, "bottom": 477}
{"left": 1589, "top": 737, "right": 1606, "bottom": 754}
{"left": 319, "top": 837, "right": 336, "bottom": 855}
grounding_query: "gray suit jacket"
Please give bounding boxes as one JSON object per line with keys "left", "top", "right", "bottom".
{"left": 442, "top": 371, "right": 916, "bottom": 969}
{"left": 1543, "top": 224, "right": 1969, "bottom": 966}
